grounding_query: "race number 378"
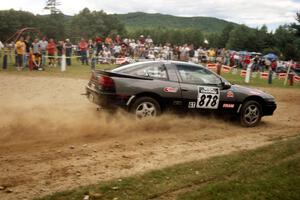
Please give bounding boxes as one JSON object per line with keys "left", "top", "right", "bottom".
{"left": 196, "top": 86, "right": 220, "bottom": 109}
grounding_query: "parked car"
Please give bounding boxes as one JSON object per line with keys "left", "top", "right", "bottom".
{"left": 85, "top": 61, "right": 276, "bottom": 127}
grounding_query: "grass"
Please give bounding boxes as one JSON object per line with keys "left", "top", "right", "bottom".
{"left": 0, "top": 58, "right": 114, "bottom": 79}
{"left": 1, "top": 57, "right": 299, "bottom": 89}
{"left": 221, "top": 71, "right": 300, "bottom": 89}
{"left": 36, "top": 135, "right": 300, "bottom": 200}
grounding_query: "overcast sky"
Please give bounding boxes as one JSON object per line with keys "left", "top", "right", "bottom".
{"left": 1, "top": 0, "right": 299, "bottom": 31}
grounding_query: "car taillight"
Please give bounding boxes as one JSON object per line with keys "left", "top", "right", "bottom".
{"left": 98, "top": 75, "right": 115, "bottom": 91}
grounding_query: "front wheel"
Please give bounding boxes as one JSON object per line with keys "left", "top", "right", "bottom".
{"left": 130, "top": 97, "right": 161, "bottom": 119}
{"left": 240, "top": 100, "right": 262, "bottom": 127}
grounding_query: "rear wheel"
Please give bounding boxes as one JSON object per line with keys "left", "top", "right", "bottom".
{"left": 240, "top": 100, "right": 262, "bottom": 127}
{"left": 130, "top": 97, "right": 161, "bottom": 119}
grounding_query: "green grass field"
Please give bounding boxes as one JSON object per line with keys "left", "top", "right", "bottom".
{"left": 1, "top": 57, "right": 299, "bottom": 89}
{"left": 36, "top": 134, "right": 300, "bottom": 200}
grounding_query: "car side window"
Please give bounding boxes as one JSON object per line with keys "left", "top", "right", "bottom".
{"left": 122, "top": 63, "right": 168, "bottom": 80}
{"left": 176, "top": 64, "right": 221, "bottom": 85}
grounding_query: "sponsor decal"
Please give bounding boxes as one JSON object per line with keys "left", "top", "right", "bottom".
{"left": 188, "top": 102, "right": 196, "bottom": 108}
{"left": 197, "top": 86, "right": 220, "bottom": 109}
{"left": 163, "top": 87, "right": 178, "bottom": 93}
{"left": 226, "top": 91, "right": 234, "bottom": 98}
{"left": 223, "top": 103, "right": 235, "bottom": 108}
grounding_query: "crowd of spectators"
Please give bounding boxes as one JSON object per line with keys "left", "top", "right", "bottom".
{"left": 0, "top": 34, "right": 297, "bottom": 73}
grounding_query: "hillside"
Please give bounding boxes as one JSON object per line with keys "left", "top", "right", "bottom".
{"left": 115, "top": 12, "right": 238, "bottom": 33}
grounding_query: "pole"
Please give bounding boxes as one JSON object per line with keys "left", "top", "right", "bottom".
{"left": 268, "top": 70, "right": 273, "bottom": 84}
{"left": 216, "top": 62, "right": 221, "bottom": 75}
{"left": 284, "top": 61, "right": 292, "bottom": 86}
{"left": 61, "top": 54, "right": 66, "bottom": 72}
{"left": 245, "top": 63, "right": 252, "bottom": 83}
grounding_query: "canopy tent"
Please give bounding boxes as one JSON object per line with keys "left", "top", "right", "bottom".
{"left": 264, "top": 53, "right": 278, "bottom": 61}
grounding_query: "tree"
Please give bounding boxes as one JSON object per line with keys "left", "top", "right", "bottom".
{"left": 226, "top": 25, "right": 256, "bottom": 51}
{"left": 217, "top": 24, "right": 234, "bottom": 47}
{"left": 0, "top": 10, "right": 38, "bottom": 41}
{"left": 44, "top": 0, "right": 61, "bottom": 14}
{"left": 69, "top": 8, "right": 125, "bottom": 40}
{"left": 291, "top": 12, "right": 300, "bottom": 37}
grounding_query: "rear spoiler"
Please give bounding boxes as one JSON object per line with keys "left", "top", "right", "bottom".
{"left": 92, "top": 70, "right": 154, "bottom": 81}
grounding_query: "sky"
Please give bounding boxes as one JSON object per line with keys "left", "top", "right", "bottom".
{"left": 1, "top": 0, "right": 299, "bottom": 31}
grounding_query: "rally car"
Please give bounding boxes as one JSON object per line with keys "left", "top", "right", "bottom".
{"left": 85, "top": 61, "right": 276, "bottom": 127}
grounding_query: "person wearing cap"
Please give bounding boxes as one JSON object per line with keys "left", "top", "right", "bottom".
{"left": 64, "top": 39, "right": 72, "bottom": 66}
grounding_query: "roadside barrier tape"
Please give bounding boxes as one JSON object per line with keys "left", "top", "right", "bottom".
{"left": 294, "top": 75, "right": 300, "bottom": 82}
{"left": 240, "top": 70, "right": 247, "bottom": 77}
{"left": 260, "top": 72, "right": 269, "bottom": 80}
{"left": 221, "top": 65, "right": 232, "bottom": 73}
{"left": 0, "top": 53, "right": 82, "bottom": 59}
{"left": 278, "top": 73, "right": 287, "bottom": 80}
{"left": 207, "top": 63, "right": 217, "bottom": 70}
{"left": 44, "top": 55, "right": 82, "bottom": 59}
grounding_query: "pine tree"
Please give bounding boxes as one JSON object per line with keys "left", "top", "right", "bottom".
{"left": 44, "top": 0, "right": 61, "bottom": 14}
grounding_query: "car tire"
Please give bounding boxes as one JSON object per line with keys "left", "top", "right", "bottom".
{"left": 130, "top": 97, "right": 161, "bottom": 119}
{"left": 240, "top": 100, "right": 262, "bottom": 127}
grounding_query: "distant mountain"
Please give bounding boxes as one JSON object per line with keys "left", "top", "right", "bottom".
{"left": 115, "top": 12, "right": 238, "bottom": 33}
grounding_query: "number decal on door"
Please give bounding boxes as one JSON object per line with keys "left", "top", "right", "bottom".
{"left": 196, "top": 86, "right": 220, "bottom": 109}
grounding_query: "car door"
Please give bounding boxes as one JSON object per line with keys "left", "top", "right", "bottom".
{"left": 174, "top": 63, "right": 235, "bottom": 111}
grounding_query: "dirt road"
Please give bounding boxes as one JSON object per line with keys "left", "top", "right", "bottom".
{"left": 0, "top": 74, "right": 299, "bottom": 200}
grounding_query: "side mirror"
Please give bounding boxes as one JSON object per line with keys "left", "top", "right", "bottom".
{"left": 221, "top": 81, "right": 231, "bottom": 90}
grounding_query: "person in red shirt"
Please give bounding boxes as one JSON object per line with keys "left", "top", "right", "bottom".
{"left": 271, "top": 60, "right": 277, "bottom": 71}
{"left": 115, "top": 35, "right": 122, "bottom": 45}
{"left": 79, "top": 38, "right": 88, "bottom": 65}
{"left": 47, "top": 39, "right": 56, "bottom": 67}
{"left": 243, "top": 55, "right": 251, "bottom": 69}
{"left": 95, "top": 36, "right": 103, "bottom": 55}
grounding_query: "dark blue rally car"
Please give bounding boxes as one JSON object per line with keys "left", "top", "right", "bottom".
{"left": 86, "top": 61, "right": 276, "bottom": 127}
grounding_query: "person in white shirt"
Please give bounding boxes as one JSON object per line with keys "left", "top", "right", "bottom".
{"left": 0, "top": 41, "right": 4, "bottom": 58}
{"left": 145, "top": 35, "right": 153, "bottom": 45}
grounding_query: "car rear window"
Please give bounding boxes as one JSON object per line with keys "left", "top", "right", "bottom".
{"left": 118, "top": 62, "right": 168, "bottom": 80}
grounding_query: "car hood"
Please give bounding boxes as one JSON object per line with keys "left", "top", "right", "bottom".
{"left": 230, "top": 85, "right": 275, "bottom": 100}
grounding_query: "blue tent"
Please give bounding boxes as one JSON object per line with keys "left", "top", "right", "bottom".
{"left": 264, "top": 53, "right": 278, "bottom": 60}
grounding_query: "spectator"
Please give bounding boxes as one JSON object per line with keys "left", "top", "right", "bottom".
{"left": 56, "top": 41, "right": 64, "bottom": 65}
{"left": 32, "top": 53, "right": 42, "bottom": 70}
{"left": 15, "top": 36, "right": 25, "bottom": 71}
{"left": 0, "top": 40, "right": 4, "bottom": 58}
{"left": 115, "top": 34, "right": 122, "bottom": 44}
{"left": 32, "top": 38, "right": 40, "bottom": 54}
{"left": 64, "top": 38, "right": 72, "bottom": 66}
{"left": 7, "top": 42, "right": 14, "bottom": 63}
{"left": 145, "top": 35, "right": 153, "bottom": 45}
{"left": 113, "top": 43, "right": 121, "bottom": 57}
{"left": 87, "top": 39, "right": 95, "bottom": 64}
{"left": 105, "top": 35, "right": 113, "bottom": 47}
{"left": 271, "top": 60, "right": 277, "bottom": 71}
{"left": 78, "top": 38, "right": 88, "bottom": 65}
{"left": 138, "top": 35, "right": 145, "bottom": 45}
{"left": 47, "top": 38, "right": 56, "bottom": 67}
{"left": 95, "top": 36, "right": 103, "bottom": 55}
{"left": 24, "top": 36, "right": 31, "bottom": 68}
{"left": 39, "top": 37, "right": 48, "bottom": 67}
